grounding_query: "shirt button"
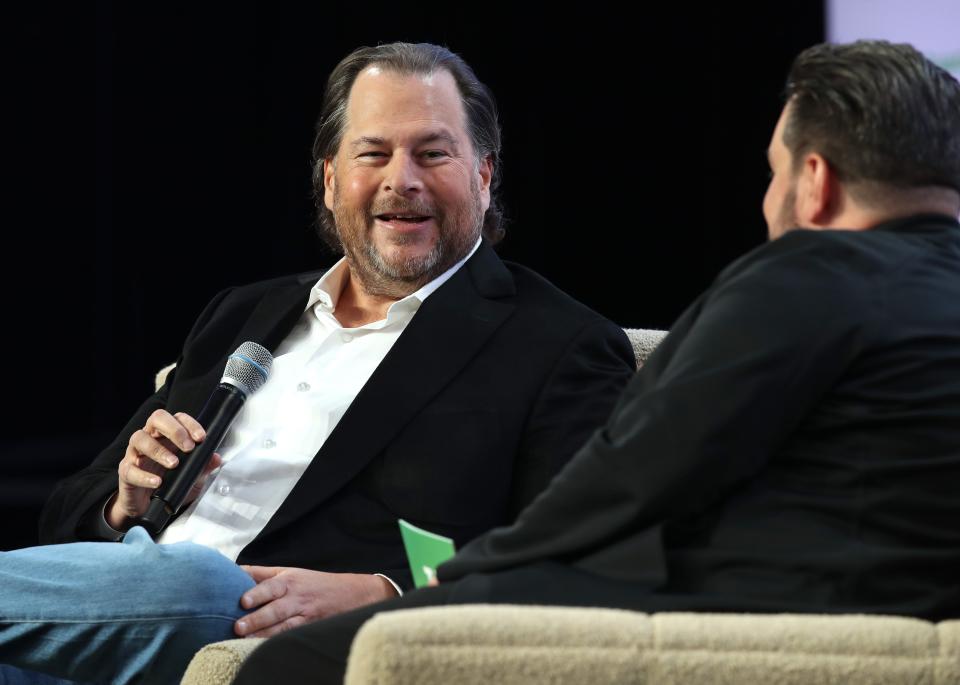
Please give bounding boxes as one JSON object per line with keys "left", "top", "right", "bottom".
{"left": 340, "top": 332, "right": 353, "bottom": 343}
{"left": 297, "top": 381, "right": 311, "bottom": 392}
{"left": 262, "top": 438, "right": 276, "bottom": 449}
{"left": 218, "top": 483, "right": 231, "bottom": 496}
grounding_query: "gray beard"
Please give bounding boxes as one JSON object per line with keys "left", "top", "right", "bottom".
{"left": 353, "top": 233, "right": 449, "bottom": 298}
{"left": 334, "top": 193, "right": 484, "bottom": 299}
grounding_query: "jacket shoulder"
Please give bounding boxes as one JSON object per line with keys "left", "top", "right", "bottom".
{"left": 501, "top": 260, "right": 620, "bottom": 328}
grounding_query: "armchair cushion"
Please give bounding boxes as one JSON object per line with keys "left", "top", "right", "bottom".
{"left": 343, "top": 606, "right": 960, "bottom": 685}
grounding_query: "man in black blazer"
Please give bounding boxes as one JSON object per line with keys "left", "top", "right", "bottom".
{"left": 38, "top": 243, "right": 632, "bottom": 590}
{"left": 0, "top": 43, "right": 633, "bottom": 683}
{"left": 233, "top": 40, "right": 960, "bottom": 684}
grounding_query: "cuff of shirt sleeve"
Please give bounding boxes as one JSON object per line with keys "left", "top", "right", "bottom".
{"left": 374, "top": 573, "right": 404, "bottom": 597}
{"left": 80, "top": 492, "right": 127, "bottom": 542}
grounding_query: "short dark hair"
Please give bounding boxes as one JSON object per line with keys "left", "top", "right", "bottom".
{"left": 311, "top": 42, "right": 505, "bottom": 251}
{"left": 783, "top": 40, "right": 960, "bottom": 199}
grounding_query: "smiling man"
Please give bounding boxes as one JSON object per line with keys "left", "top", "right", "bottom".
{"left": 0, "top": 43, "right": 635, "bottom": 684}
{"left": 327, "top": 67, "right": 490, "bottom": 301}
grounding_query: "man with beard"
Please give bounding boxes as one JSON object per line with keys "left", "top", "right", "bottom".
{"left": 0, "top": 43, "right": 635, "bottom": 684}
{"left": 233, "top": 40, "right": 960, "bottom": 684}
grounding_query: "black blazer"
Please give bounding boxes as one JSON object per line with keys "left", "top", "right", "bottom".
{"left": 39, "top": 242, "right": 635, "bottom": 589}
{"left": 441, "top": 216, "right": 960, "bottom": 620}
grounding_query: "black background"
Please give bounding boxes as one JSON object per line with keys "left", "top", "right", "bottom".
{"left": 1, "top": 2, "right": 823, "bottom": 550}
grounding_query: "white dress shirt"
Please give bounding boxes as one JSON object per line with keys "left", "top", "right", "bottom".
{"left": 156, "top": 238, "right": 482, "bottom": 589}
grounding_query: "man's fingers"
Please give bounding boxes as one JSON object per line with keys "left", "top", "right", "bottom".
{"left": 202, "top": 452, "right": 223, "bottom": 475}
{"left": 235, "top": 603, "right": 279, "bottom": 636}
{"left": 241, "top": 566, "right": 283, "bottom": 584}
{"left": 120, "top": 457, "right": 163, "bottom": 489}
{"left": 124, "top": 413, "right": 212, "bottom": 507}
{"left": 128, "top": 430, "right": 180, "bottom": 469}
{"left": 144, "top": 409, "right": 197, "bottom": 453}
{"left": 173, "top": 412, "right": 207, "bottom": 443}
{"left": 186, "top": 453, "right": 223, "bottom": 497}
{"left": 240, "top": 576, "right": 285, "bottom": 610}
{"left": 131, "top": 452, "right": 165, "bottom": 476}
{"left": 245, "top": 614, "right": 307, "bottom": 639}
{"left": 235, "top": 598, "right": 305, "bottom": 638}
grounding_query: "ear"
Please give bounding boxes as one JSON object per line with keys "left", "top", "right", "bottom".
{"left": 795, "top": 152, "right": 838, "bottom": 226}
{"left": 323, "top": 159, "right": 336, "bottom": 211}
{"left": 477, "top": 155, "right": 493, "bottom": 213}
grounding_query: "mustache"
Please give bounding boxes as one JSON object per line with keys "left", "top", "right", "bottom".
{"left": 370, "top": 199, "right": 437, "bottom": 217}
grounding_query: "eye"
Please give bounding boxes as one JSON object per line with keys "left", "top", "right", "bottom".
{"left": 421, "top": 150, "right": 449, "bottom": 160}
{"left": 358, "top": 151, "right": 387, "bottom": 158}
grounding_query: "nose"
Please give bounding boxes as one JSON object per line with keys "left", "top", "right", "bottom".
{"left": 382, "top": 152, "right": 423, "bottom": 197}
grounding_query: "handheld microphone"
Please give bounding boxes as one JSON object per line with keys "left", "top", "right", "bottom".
{"left": 137, "top": 341, "right": 274, "bottom": 537}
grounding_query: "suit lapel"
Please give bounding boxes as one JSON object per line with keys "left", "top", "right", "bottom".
{"left": 226, "top": 272, "right": 322, "bottom": 356}
{"left": 173, "top": 274, "right": 321, "bottom": 421}
{"left": 256, "top": 243, "right": 516, "bottom": 539}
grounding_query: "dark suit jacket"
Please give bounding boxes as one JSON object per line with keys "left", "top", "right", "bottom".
{"left": 39, "top": 242, "right": 635, "bottom": 589}
{"left": 440, "top": 215, "right": 960, "bottom": 620}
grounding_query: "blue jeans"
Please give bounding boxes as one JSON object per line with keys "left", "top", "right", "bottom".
{"left": 0, "top": 527, "right": 256, "bottom": 685}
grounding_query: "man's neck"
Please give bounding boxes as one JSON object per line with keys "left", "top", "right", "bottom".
{"left": 817, "top": 186, "right": 960, "bottom": 231}
{"left": 333, "top": 268, "right": 406, "bottom": 328}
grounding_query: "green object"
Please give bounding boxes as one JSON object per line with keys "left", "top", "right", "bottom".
{"left": 398, "top": 519, "right": 457, "bottom": 588}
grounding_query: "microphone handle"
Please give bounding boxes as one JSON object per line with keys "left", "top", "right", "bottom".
{"left": 137, "top": 383, "right": 246, "bottom": 537}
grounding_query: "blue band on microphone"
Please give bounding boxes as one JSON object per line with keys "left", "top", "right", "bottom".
{"left": 228, "top": 354, "right": 270, "bottom": 380}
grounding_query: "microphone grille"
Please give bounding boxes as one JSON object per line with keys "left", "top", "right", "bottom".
{"left": 222, "top": 341, "right": 274, "bottom": 396}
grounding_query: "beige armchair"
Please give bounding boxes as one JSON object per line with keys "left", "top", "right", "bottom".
{"left": 181, "top": 607, "right": 959, "bottom": 685}
{"left": 179, "top": 329, "right": 960, "bottom": 684}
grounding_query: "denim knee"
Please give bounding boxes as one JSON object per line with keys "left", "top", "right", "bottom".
{"left": 121, "top": 527, "right": 255, "bottom": 621}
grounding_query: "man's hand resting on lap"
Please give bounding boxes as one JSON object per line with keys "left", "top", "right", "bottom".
{"left": 234, "top": 566, "right": 399, "bottom": 638}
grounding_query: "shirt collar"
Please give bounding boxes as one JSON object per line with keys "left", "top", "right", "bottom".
{"left": 305, "top": 235, "right": 482, "bottom": 322}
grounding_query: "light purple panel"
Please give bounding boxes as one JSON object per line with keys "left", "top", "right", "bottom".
{"left": 827, "top": 0, "right": 960, "bottom": 78}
